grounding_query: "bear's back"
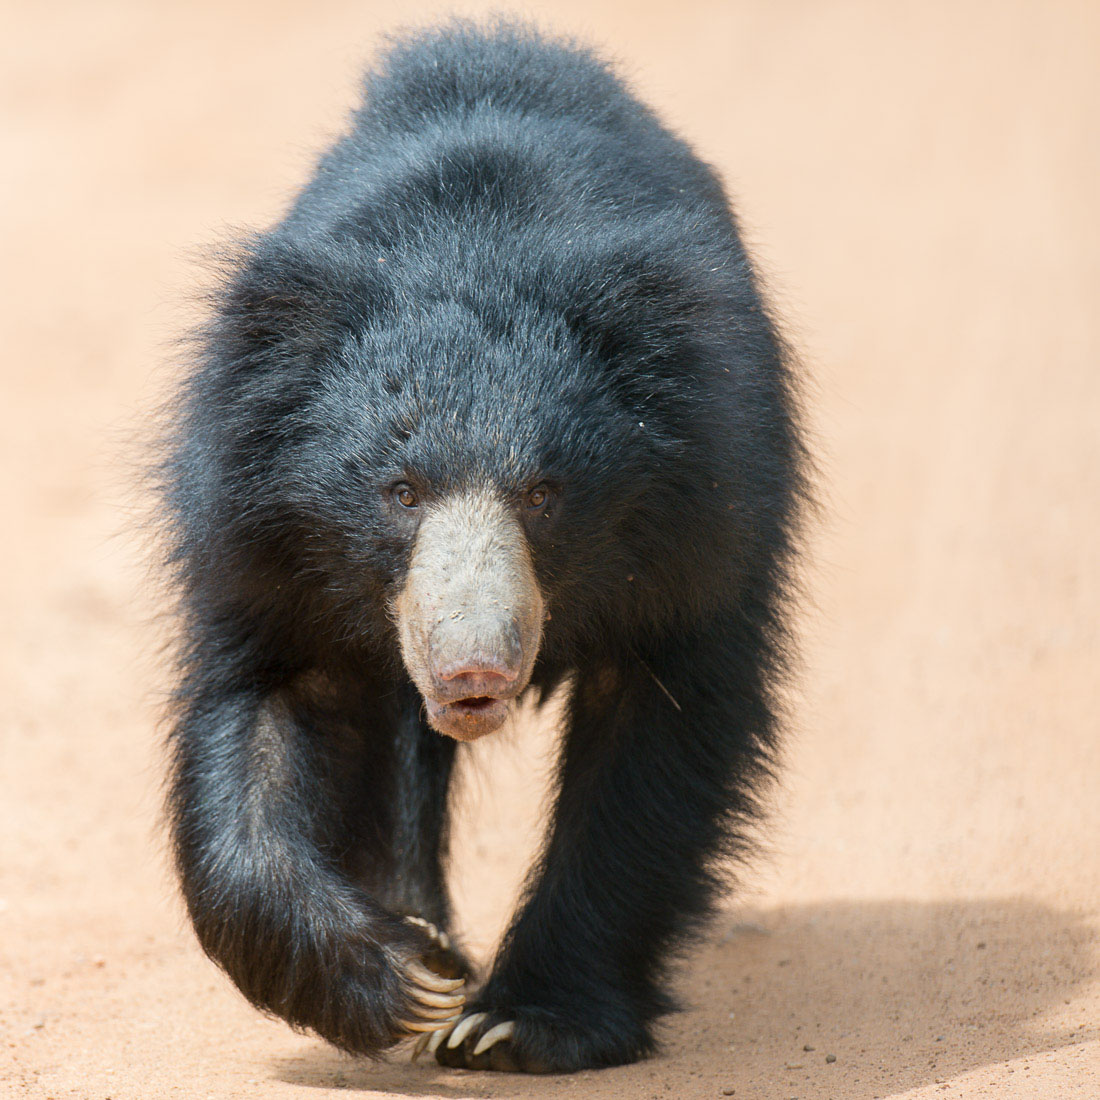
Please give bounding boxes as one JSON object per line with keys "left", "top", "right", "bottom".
{"left": 282, "top": 22, "right": 729, "bottom": 243}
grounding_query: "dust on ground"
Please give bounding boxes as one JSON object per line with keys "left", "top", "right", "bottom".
{"left": 2, "top": 2, "right": 1097, "bottom": 1097}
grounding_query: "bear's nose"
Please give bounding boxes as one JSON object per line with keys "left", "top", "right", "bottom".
{"left": 437, "top": 665, "right": 517, "bottom": 696}
{"left": 428, "top": 618, "right": 524, "bottom": 696}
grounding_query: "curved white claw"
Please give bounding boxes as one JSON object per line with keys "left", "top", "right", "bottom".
{"left": 405, "top": 915, "right": 440, "bottom": 939}
{"left": 411, "top": 987, "right": 465, "bottom": 1010}
{"left": 427, "top": 1023, "right": 452, "bottom": 1054}
{"left": 400, "top": 1014, "right": 462, "bottom": 1033}
{"left": 472, "top": 1020, "right": 515, "bottom": 1057}
{"left": 447, "top": 1011, "right": 488, "bottom": 1049}
{"left": 409, "top": 1003, "right": 464, "bottom": 1020}
{"left": 410, "top": 1015, "right": 462, "bottom": 1062}
{"left": 405, "top": 915, "right": 452, "bottom": 951}
{"left": 406, "top": 961, "right": 464, "bottom": 993}
{"left": 424, "top": 1016, "right": 451, "bottom": 1051}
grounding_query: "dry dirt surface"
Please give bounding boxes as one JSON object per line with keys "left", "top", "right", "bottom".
{"left": 2, "top": 2, "right": 1098, "bottom": 1098}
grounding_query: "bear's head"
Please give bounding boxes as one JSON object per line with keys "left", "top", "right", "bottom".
{"left": 184, "top": 232, "right": 742, "bottom": 739}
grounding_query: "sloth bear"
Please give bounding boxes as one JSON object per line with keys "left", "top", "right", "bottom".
{"left": 160, "top": 21, "right": 804, "bottom": 1074}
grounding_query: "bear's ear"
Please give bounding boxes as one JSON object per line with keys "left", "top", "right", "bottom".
{"left": 209, "top": 236, "right": 391, "bottom": 370}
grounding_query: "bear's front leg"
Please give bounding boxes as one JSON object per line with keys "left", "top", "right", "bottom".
{"left": 430, "top": 618, "right": 778, "bottom": 1072}
{"left": 170, "top": 667, "right": 469, "bottom": 1054}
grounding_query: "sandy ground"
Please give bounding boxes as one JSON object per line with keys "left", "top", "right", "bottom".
{"left": 2, "top": 1, "right": 1098, "bottom": 1097}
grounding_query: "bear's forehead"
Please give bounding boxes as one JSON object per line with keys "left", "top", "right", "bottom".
{"left": 390, "top": 380, "right": 626, "bottom": 491}
{"left": 297, "top": 327, "right": 635, "bottom": 500}
{"left": 329, "top": 304, "right": 629, "bottom": 463}
{"left": 360, "top": 299, "right": 579, "bottom": 382}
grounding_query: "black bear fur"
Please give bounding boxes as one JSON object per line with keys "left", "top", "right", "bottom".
{"left": 158, "top": 19, "right": 806, "bottom": 1073}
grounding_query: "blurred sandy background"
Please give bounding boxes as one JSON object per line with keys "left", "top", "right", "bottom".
{"left": 1, "top": 1, "right": 1097, "bottom": 1097}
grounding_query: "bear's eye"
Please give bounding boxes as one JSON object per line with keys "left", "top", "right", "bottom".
{"left": 526, "top": 485, "right": 549, "bottom": 510}
{"left": 393, "top": 483, "right": 419, "bottom": 509}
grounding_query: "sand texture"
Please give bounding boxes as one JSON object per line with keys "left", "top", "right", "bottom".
{"left": 2, "top": 1, "right": 1097, "bottom": 1097}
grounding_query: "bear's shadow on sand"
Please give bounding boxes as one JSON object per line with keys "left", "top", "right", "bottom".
{"left": 273, "top": 898, "right": 1096, "bottom": 1098}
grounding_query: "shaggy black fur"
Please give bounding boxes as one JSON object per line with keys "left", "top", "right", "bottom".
{"left": 160, "top": 20, "right": 805, "bottom": 1073}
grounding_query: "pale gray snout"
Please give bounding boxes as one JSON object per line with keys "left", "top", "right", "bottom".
{"left": 429, "top": 618, "right": 523, "bottom": 698}
{"left": 393, "top": 489, "right": 545, "bottom": 742}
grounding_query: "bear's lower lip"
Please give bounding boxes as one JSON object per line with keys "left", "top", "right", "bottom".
{"left": 425, "top": 695, "right": 510, "bottom": 741}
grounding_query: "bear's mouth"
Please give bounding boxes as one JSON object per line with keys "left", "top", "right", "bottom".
{"left": 424, "top": 694, "right": 511, "bottom": 742}
{"left": 453, "top": 696, "right": 495, "bottom": 711}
